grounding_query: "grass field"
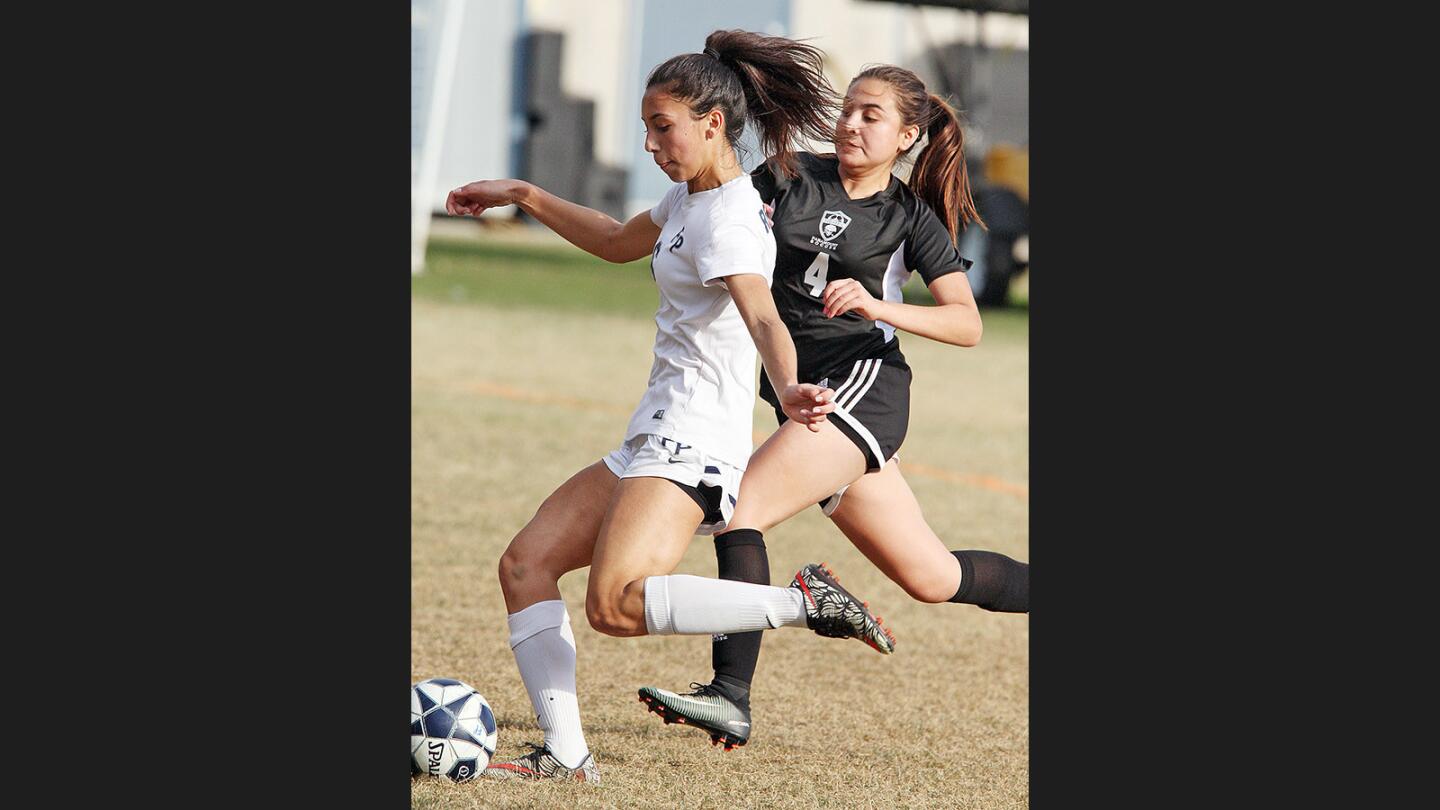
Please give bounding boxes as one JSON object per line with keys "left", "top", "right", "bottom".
{"left": 411, "top": 235, "right": 1029, "bottom": 809}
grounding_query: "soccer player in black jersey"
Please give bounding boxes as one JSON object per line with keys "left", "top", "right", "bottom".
{"left": 638, "top": 65, "right": 1030, "bottom": 750}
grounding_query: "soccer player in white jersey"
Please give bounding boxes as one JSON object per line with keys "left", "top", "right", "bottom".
{"left": 444, "top": 31, "right": 896, "bottom": 784}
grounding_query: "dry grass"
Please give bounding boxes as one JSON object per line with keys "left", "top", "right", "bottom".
{"left": 411, "top": 252, "right": 1028, "bottom": 808}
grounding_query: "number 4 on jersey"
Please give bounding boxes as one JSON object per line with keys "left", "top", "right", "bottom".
{"left": 803, "top": 252, "right": 830, "bottom": 296}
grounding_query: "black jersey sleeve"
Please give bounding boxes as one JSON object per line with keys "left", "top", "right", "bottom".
{"left": 749, "top": 159, "right": 792, "bottom": 207}
{"left": 905, "top": 202, "right": 974, "bottom": 285}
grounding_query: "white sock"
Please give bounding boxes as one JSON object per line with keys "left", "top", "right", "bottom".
{"left": 507, "top": 600, "right": 589, "bottom": 769}
{"left": 643, "top": 574, "right": 807, "bottom": 635}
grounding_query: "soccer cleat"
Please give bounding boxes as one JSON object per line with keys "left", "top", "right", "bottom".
{"left": 637, "top": 682, "right": 752, "bottom": 750}
{"left": 792, "top": 562, "right": 896, "bottom": 654}
{"left": 482, "top": 742, "right": 600, "bottom": 784}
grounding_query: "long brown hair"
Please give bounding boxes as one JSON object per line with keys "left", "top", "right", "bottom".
{"left": 853, "top": 65, "right": 985, "bottom": 240}
{"left": 646, "top": 30, "right": 839, "bottom": 179}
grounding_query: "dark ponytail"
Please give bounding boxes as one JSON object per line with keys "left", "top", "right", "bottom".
{"left": 910, "top": 93, "right": 984, "bottom": 241}
{"left": 853, "top": 65, "right": 985, "bottom": 241}
{"left": 646, "top": 29, "right": 839, "bottom": 178}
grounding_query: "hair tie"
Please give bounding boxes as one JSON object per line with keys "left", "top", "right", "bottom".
{"left": 703, "top": 47, "right": 721, "bottom": 60}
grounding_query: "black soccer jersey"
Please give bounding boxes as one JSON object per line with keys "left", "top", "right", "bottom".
{"left": 751, "top": 152, "right": 972, "bottom": 383}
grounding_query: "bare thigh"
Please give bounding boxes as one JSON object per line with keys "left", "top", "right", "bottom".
{"left": 497, "top": 460, "right": 617, "bottom": 613}
{"left": 827, "top": 461, "right": 963, "bottom": 604}
{"left": 726, "top": 419, "right": 868, "bottom": 532}
{"left": 585, "top": 476, "right": 705, "bottom": 636}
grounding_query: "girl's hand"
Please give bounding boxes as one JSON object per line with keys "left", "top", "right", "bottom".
{"left": 445, "top": 180, "right": 527, "bottom": 217}
{"left": 779, "top": 383, "right": 836, "bottom": 432}
{"left": 822, "top": 278, "right": 886, "bottom": 321}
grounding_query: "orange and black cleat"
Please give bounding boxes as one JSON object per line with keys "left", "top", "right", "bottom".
{"left": 791, "top": 562, "right": 896, "bottom": 654}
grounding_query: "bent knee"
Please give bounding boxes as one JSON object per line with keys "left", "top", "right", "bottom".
{"left": 898, "top": 573, "right": 958, "bottom": 604}
{"left": 498, "top": 540, "right": 555, "bottom": 592}
{"left": 584, "top": 592, "right": 642, "bottom": 637}
{"left": 496, "top": 545, "right": 525, "bottom": 588}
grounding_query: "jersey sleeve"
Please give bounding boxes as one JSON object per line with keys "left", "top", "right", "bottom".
{"left": 649, "top": 182, "right": 686, "bottom": 228}
{"left": 749, "top": 162, "right": 780, "bottom": 206}
{"left": 905, "top": 203, "right": 974, "bottom": 285}
{"left": 696, "top": 223, "right": 772, "bottom": 289}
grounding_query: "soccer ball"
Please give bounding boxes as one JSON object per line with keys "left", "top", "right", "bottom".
{"left": 411, "top": 678, "right": 498, "bottom": 782}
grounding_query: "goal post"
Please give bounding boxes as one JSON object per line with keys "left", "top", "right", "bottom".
{"left": 411, "top": 0, "right": 468, "bottom": 275}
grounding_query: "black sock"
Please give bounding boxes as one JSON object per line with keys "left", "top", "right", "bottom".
{"left": 711, "top": 528, "right": 768, "bottom": 698}
{"left": 950, "top": 550, "right": 1029, "bottom": 613}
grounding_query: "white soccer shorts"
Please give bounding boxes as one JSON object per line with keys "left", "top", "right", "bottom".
{"left": 601, "top": 434, "right": 744, "bottom": 536}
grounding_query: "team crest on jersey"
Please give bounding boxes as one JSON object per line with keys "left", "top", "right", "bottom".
{"left": 819, "top": 210, "right": 852, "bottom": 241}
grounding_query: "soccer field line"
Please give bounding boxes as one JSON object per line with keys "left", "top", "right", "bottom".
{"left": 894, "top": 461, "right": 1030, "bottom": 500}
{"left": 459, "top": 379, "right": 1027, "bottom": 500}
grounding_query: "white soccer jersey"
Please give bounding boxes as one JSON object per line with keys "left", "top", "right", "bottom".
{"left": 622, "top": 173, "right": 777, "bottom": 468}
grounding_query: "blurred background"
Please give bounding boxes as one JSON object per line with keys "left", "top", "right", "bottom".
{"left": 411, "top": 0, "right": 1029, "bottom": 306}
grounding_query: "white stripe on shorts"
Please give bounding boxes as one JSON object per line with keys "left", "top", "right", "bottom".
{"left": 829, "top": 360, "right": 866, "bottom": 403}
{"left": 837, "top": 359, "right": 882, "bottom": 410}
{"left": 832, "top": 403, "right": 886, "bottom": 467}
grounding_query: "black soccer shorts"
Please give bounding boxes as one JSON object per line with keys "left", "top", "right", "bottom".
{"left": 761, "top": 354, "right": 912, "bottom": 474}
